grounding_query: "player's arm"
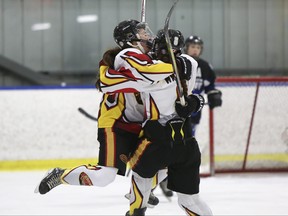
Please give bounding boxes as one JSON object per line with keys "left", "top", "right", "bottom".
{"left": 99, "top": 51, "right": 176, "bottom": 93}
{"left": 122, "top": 51, "right": 174, "bottom": 82}
{"left": 99, "top": 63, "right": 140, "bottom": 93}
{"left": 99, "top": 64, "right": 177, "bottom": 94}
{"left": 174, "top": 54, "right": 205, "bottom": 118}
{"left": 203, "top": 62, "right": 222, "bottom": 109}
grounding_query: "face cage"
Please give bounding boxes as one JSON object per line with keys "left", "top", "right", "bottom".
{"left": 134, "top": 22, "right": 155, "bottom": 51}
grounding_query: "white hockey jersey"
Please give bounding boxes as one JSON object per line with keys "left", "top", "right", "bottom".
{"left": 99, "top": 48, "right": 197, "bottom": 125}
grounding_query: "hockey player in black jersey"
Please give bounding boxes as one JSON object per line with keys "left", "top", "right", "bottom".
{"left": 123, "top": 29, "right": 212, "bottom": 216}
{"left": 184, "top": 35, "right": 222, "bottom": 136}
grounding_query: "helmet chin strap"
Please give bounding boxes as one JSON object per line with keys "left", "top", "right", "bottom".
{"left": 136, "top": 41, "right": 146, "bottom": 53}
{"left": 127, "top": 41, "right": 146, "bottom": 53}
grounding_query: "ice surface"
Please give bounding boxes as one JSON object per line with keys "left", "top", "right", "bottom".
{"left": 1, "top": 171, "right": 288, "bottom": 215}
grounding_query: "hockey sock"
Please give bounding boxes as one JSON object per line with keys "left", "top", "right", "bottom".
{"left": 129, "top": 172, "right": 153, "bottom": 215}
{"left": 177, "top": 193, "right": 213, "bottom": 216}
{"left": 152, "top": 168, "right": 168, "bottom": 190}
{"left": 61, "top": 165, "right": 118, "bottom": 186}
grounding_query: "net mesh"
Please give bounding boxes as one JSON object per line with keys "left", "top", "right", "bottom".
{"left": 199, "top": 78, "right": 288, "bottom": 175}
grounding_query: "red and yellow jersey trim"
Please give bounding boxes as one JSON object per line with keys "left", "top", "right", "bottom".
{"left": 97, "top": 93, "right": 125, "bottom": 128}
{"left": 149, "top": 95, "right": 160, "bottom": 120}
{"left": 99, "top": 64, "right": 137, "bottom": 89}
{"left": 127, "top": 59, "right": 173, "bottom": 75}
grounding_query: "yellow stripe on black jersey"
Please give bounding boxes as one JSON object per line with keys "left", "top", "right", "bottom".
{"left": 129, "top": 138, "right": 151, "bottom": 169}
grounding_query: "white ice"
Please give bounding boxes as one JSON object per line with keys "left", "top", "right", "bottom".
{"left": 1, "top": 171, "right": 288, "bottom": 215}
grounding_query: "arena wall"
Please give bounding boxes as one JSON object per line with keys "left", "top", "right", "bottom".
{"left": 0, "top": 87, "right": 102, "bottom": 170}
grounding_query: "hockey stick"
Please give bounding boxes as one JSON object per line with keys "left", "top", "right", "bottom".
{"left": 78, "top": 107, "right": 98, "bottom": 121}
{"left": 140, "top": 0, "right": 146, "bottom": 22}
{"left": 163, "top": 0, "right": 186, "bottom": 106}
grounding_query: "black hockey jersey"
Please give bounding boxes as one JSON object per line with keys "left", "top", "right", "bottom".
{"left": 192, "top": 58, "right": 216, "bottom": 95}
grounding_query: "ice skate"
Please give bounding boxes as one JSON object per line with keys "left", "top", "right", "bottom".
{"left": 125, "top": 207, "right": 147, "bottom": 216}
{"left": 159, "top": 179, "right": 173, "bottom": 200}
{"left": 147, "top": 191, "right": 159, "bottom": 207}
{"left": 124, "top": 191, "right": 159, "bottom": 208}
{"left": 34, "top": 167, "right": 65, "bottom": 194}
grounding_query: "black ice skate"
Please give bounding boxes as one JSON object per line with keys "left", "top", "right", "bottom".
{"left": 34, "top": 167, "right": 65, "bottom": 194}
{"left": 125, "top": 207, "right": 147, "bottom": 216}
{"left": 147, "top": 191, "right": 159, "bottom": 207}
{"left": 124, "top": 191, "right": 159, "bottom": 208}
{"left": 159, "top": 179, "right": 173, "bottom": 199}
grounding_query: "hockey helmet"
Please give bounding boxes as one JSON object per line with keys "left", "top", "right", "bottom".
{"left": 113, "top": 19, "right": 154, "bottom": 52}
{"left": 185, "top": 35, "right": 203, "bottom": 46}
{"left": 153, "top": 29, "right": 184, "bottom": 62}
{"left": 184, "top": 35, "right": 204, "bottom": 55}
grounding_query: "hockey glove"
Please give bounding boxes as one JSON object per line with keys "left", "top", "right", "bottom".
{"left": 176, "top": 55, "right": 192, "bottom": 80}
{"left": 175, "top": 94, "right": 205, "bottom": 118}
{"left": 189, "top": 94, "right": 205, "bottom": 113}
{"left": 207, "top": 89, "right": 222, "bottom": 109}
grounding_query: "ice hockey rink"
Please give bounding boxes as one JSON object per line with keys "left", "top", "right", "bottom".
{"left": 1, "top": 88, "right": 288, "bottom": 215}
{"left": 0, "top": 0, "right": 288, "bottom": 215}
{"left": 1, "top": 171, "right": 288, "bottom": 215}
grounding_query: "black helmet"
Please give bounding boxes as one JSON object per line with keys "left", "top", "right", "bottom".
{"left": 113, "top": 19, "right": 154, "bottom": 51}
{"left": 184, "top": 35, "right": 204, "bottom": 55}
{"left": 152, "top": 29, "right": 184, "bottom": 62}
{"left": 113, "top": 20, "right": 140, "bottom": 48}
{"left": 184, "top": 35, "right": 203, "bottom": 46}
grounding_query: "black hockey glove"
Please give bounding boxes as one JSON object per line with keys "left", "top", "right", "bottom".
{"left": 189, "top": 94, "right": 205, "bottom": 113}
{"left": 175, "top": 94, "right": 205, "bottom": 118}
{"left": 207, "top": 89, "right": 222, "bottom": 109}
{"left": 176, "top": 56, "right": 192, "bottom": 80}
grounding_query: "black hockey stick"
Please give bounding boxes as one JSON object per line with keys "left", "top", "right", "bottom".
{"left": 163, "top": 0, "right": 186, "bottom": 106}
{"left": 78, "top": 107, "right": 98, "bottom": 121}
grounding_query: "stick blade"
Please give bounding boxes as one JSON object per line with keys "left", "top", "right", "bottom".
{"left": 164, "top": 0, "right": 180, "bottom": 32}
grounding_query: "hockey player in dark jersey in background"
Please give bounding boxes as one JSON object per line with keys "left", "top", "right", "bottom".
{"left": 184, "top": 35, "right": 222, "bottom": 136}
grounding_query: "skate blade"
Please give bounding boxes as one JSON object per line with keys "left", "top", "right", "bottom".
{"left": 124, "top": 193, "right": 130, "bottom": 200}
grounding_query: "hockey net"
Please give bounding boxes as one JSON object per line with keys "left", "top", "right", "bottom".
{"left": 199, "top": 76, "right": 288, "bottom": 176}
